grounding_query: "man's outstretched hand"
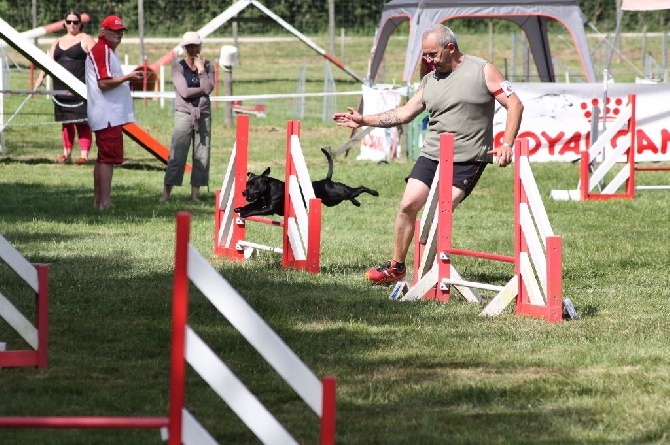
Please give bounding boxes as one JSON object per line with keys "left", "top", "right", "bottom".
{"left": 333, "top": 107, "right": 363, "bottom": 129}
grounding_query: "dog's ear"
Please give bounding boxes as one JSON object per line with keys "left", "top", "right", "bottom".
{"left": 262, "top": 167, "right": 271, "bottom": 176}
{"left": 247, "top": 172, "right": 253, "bottom": 178}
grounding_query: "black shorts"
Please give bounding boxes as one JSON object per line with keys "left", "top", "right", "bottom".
{"left": 406, "top": 156, "right": 486, "bottom": 200}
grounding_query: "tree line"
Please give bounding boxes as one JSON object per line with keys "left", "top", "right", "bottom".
{"left": 2, "top": 0, "right": 668, "bottom": 36}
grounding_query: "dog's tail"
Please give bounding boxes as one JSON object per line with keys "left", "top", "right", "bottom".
{"left": 321, "top": 147, "right": 334, "bottom": 181}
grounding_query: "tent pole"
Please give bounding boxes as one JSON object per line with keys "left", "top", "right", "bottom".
{"left": 607, "top": 0, "right": 624, "bottom": 75}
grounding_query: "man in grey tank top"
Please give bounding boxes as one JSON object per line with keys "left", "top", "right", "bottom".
{"left": 333, "top": 24, "right": 524, "bottom": 285}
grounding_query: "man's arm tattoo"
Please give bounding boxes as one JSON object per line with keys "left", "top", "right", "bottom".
{"left": 377, "top": 109, "right": 400, "bottom": 127}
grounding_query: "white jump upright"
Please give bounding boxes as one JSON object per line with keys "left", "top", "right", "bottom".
{"left": 550, "top": 94, "right": 670, "bottom": 201}
{"left": 0, "top": 234, "right": 49, "bottom": 368}
{"left": 214, "top": 114, "right": 322, "bottom": 274}
{"left": 170, "top": 212, "right": 336, "bottom": 444}
{"left": 551, "top": 94, "right": 637, "bottom": 201}
{"left": 0, "top": 213, "right": 336, "bottom": 444}
{"left": 393, "top": 135, "right": 564, "bottom": 323}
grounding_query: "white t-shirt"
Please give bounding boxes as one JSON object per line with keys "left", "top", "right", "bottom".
{"left": 85, "top": 36, "right": 135, "bottom": 131}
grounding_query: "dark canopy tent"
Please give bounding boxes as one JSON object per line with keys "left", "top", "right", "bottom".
{"left": 367, "top": 0, "right": 596, "bottom": 84}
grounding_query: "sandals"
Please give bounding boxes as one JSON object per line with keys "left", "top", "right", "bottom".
{"left": 56, "top": 156, "right": 88, "bottom": 164}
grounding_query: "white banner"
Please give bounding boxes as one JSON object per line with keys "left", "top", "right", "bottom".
{"left": 358, "top": 85, "right": 405, "bottom": 162}
{"left": 622, "top": 0, "right": 670, "bottom": 11}
{"left": 493, "top": 82, "right": 670, "bottom": 162}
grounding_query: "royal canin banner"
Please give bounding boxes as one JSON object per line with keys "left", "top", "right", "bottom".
{"left": 493, "top": 82, "right": 670, "bottom": 162}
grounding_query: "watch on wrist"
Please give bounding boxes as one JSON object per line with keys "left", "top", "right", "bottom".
{"left": 502, "top": 142, "right": 513, "bottom": 148}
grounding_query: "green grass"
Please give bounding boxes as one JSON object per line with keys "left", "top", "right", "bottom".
{"left": 1, "top": 35, "right": 670, "bottom": 444}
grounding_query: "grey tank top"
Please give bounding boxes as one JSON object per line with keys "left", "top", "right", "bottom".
{"left": 421, "top": 55, "right": 494, "bottom": 163}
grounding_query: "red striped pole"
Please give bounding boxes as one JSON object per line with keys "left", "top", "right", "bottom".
{"left": 307, "top": 198, "right": 322, "bottom": 274}
{"left": 436, "top": 133, "right": 455, "bottom": 302}
{"left": 36, "top": 264, "right": 49, "bottom": 369}
{"left": 626, "top": 94, "right": 637, "bottom": 198}
{"left": 168, "top": 212, "right": 191, "bottom": 445}
{"left": 283, "top": 120, "right": 300, "bottom": 269}
{"left": 320, "top": 376, "right": 337, "bottom": 445}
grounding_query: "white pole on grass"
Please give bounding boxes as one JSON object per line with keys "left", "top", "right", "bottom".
{"left": 160, "top": 65, "right": 165, "bottom": 109}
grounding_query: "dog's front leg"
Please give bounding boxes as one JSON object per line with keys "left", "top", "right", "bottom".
{"left": 239, "top": 207, "right": 276, "bottom": 218}
{"left": 235, "top": 201, "right": 270, "bottom": 218}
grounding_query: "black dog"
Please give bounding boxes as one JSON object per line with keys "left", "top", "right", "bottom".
{"left": 234, "top": 167, "right": 286, "bottom": 218}
{"left": 312, "top": 148, "right": 379, "bottom": 207}
{"left": 234, "top": 148, "right": 379, "bottom": 218}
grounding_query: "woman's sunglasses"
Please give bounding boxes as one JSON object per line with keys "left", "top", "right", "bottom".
{"left": 65, "top": 20, "right": 80, "bottom": 25}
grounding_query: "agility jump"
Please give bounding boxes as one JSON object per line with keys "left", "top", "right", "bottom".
{"left": 214, "top": 114, "right": 322, "bottom": 273}
{"left": 551, "top": 94, "right": 670, "bottom": 201}
{"left": 0, "top": 212, "right": 336, "bottom": 444}
{"left": 0, "top": 234, "right": 49, "bottom": 368}
{"left": 392, "top": 135, "right": 564, "bottom": 323}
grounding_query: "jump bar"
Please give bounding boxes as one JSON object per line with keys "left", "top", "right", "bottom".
{"left": 237, "top": 240, "right": 283, "bottom": 254}
{"left": 0, "top": 416, "right": 169, "bottom": 429}
{"left": 439, "top": 278, "right": 505, "bottom": 293}
{"left": 444, "top": 248, "right": 515, "bottom": 263}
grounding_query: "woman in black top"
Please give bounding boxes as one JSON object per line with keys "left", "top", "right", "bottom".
{"left": 35, "top": 10, "right": 95, "bottom": 164}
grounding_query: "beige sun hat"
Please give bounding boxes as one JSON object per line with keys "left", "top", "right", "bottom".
{"left": 180, "top": 31, "right": 201, "bottom": 46}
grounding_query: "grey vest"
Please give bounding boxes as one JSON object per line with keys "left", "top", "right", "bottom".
{"left": 421, "top": 55, "right": 494, "bottom": 163}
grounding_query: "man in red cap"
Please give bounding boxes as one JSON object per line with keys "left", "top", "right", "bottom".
{"left": 85, "top": 15, "right": 143, "bottom": 209}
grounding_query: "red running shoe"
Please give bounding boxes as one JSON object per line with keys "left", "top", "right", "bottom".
{"left": 365, "top": 260, "right": 406, "bottom": 285}
{"left": 56, "top": 155, "right": 71, "bottom": 163}
{"left": 74, "top": 157, "right": 88, "bottom": 165}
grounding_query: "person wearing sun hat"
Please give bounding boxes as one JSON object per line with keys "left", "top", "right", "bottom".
{"left": 159, "top": 31, "right": 215, "bottom": 202}
{"left": 85, "top": 15, "right": 143, "bottom": 210}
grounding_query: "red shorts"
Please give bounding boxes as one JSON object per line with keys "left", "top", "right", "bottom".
{"left": 95, "top": 124, "right": 124, "bottom": 164}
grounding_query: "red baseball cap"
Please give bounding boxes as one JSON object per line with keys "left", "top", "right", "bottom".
{"left": 101, "top": 15, "right": 127, "bottom": 31}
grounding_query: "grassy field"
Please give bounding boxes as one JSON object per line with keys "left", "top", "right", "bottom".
{"left": 1, "top": 32, "right": 670, "bottom": 444}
